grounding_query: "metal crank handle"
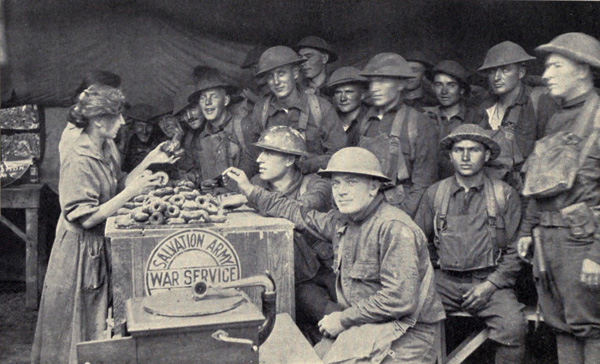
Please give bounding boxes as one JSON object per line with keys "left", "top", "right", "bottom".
{"left": 212, "top": 330, "right": 258, "bottom": 351}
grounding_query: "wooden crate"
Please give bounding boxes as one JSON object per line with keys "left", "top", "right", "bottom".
{"left": 106, "top": 211, "right": 295, "bottom": 326}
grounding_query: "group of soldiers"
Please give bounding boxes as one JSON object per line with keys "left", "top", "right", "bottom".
{"left": 104, "top": 32, "right": 600, "bottom": 363}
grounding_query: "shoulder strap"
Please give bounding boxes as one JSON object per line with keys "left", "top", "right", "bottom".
{"left": 260, "top": 95, "right": 273, "bottom": 130}
{"left": 231, "top": 112, "right": 246, "bottom": 151}
{"left": 306, "top": 94, "right": 322, "bottom": 129}
{"left": 529, "top": 86, "right": 546, "bottom": 120}
{"left": 483, "top": 176, "right": 508, "bottom": 249}
{"left": 299, "top": 174, "right": 314, "bottom": 197}
{"left": 387, "top": 106, "right": 410, "bottom": 184}
{"left": 406, "top": 109, "right": 418, "bottom": 161}
{"left": 433, "top": 179, "right": 453, "bottom": 246}
{"left": 576, "top": 94, "right": 600, "bottom": 169}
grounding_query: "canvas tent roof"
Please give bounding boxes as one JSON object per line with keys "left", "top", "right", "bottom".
{"left": 2, "top": 0, "right": 600, "bottom": 108}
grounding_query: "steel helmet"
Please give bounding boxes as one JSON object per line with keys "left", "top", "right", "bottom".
{"left": 322, "top": 66, "right": 368, "bottom": 96}
{"left": 241, "top": 45, "right": 269, "bottom": 69}
{"left": 123, "top": 103, "right": 156, "bottom": 123}
{"left": 535, "top": 32, "right": 600, "bottom": 68}
{"left": 439, "top": 124, "right": 501, "bottom": 161}
{"left": 256, "top": 46, "right": 306, "bottom": 78}
{"left": 404, "top": 50, "right": 434, "bottom": 69}
{"left": 188, "top": 68, "right": 238, "bottom": 102}
{"left": 478, "top": 41, "right": 536, "bottom": 71}
{"left": 295, "top": 36, "right": 338, "bottom": 63}
{"left": 361, "top": 53, "right": 416, "bottom": 79}
{"left": 427, "top": 60, "right": 471, "bottom": 93}
{"left": 253, "top": 126, "right": 308, "bottom": 156}
{"left": 172, "top": 85, "right": 197, "bottom": 115}
{"left": 317, "top": 147, "right": 392, "bottom": 182}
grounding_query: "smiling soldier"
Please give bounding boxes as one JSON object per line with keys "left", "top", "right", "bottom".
{"left": 246, "top": 46, "right": 346, "bottom": 175}
{"left": 224, "top": 147, "right": 445, "bottom": 364}
{"left": 415, "top": 124, "right": 527, "bottom": 364}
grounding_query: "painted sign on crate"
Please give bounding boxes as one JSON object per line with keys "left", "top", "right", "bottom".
{"left": 145, "top": 229, "right": 242, "bottom": 295}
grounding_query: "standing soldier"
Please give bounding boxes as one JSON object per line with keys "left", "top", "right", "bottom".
{"left": 403, "top": 50, "right": 438, "bottom": 112}
{"left": 322, "top": 66, "right": 369, "bottom": 147}
{"left": 518, "top": 32, "right": 600, "bottom": 364}
{"left": 121, "top": 103, "right": 163, "bottom": 172}
{"left": 424, "top": 60, "right": 479, "bottom": 179}
{"left": 247, "top": 46, "right": 347, "bottom": 175}
{"left": 225, "top": 147, "right": 445, "bottom": 363}
{"left": 476, "top": 41, "right": 553, "bottom": 186}
{"left": 295, "top": 36, "right": 338, "bottom": 96}
{"left": 358, "top": 53, "right": 439, "bottom": 217}
{"left": 250, "top": 126, "right": 336, "bottom": 343}
{"left": 415, "top": 124, "right": 527, "bottom": 364}
{"left": 188, "top": 68, "right": 254, "bottom": 185}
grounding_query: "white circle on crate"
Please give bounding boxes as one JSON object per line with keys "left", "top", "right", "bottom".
{"left": 145, "top": 229, "right": 242, "bottom": 295}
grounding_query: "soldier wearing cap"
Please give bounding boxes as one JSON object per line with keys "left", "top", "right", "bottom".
{"left": 225, "top": 147, "right": 445, "bottom": 363}
{"left": 415, "top": 124, "right": 527, "bottom": 364}
{"left": 122, "top": 103, "right": 164, "bottom": 172}
{"left": 322, "top": 67, "right": 369, "bottom": 147}
{"left": 424, "top": 60, "right": 479, "bottom": 179}
{"left": 357, "top": 52, "right": 439, "bottom": 217}
{"left": 249, "top": 126, "right": 336, "bottom": 343}
{"left": 477, "top": 41, "right": 554, "bottom": 187}
{"left": 188, "top": 68, "right": 253, "bottom": 185}
{"left": 518, "top": 33, "right": 600, "bottom": 364}
{"left": 295, "top": 36, "right": 338, "bottom": 96}
{"left": 246, "top": 46, "right": 347, "bottom": 175}
{"left": 403, "top": 50, "right": 438, "bottom": 112}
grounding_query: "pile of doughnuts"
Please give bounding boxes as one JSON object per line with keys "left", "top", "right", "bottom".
{"left": 114, "top": 176, "right": 227, "bottom": 228}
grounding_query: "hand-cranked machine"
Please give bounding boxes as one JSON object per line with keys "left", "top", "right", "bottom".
{"left": 78, "top": 273, "right": 277, "bottom": 364}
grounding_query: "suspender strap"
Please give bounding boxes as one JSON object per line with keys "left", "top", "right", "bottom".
{"left": 387, "top": 105, "right": 410, "bottom": 184}
{"left": 306, "top": 94, "right": 322, "bottom": 129}
{"left": 260, "top": 95, "right": 272, "bottom": 130}
{"left": 483, "top": 176, "right": 500, "bottom": 249}
{"left": 433, "top": 178, "right": 453, "bottom": 248}
{"left": 231, "top": 113, "right": 246, "bottom": 151}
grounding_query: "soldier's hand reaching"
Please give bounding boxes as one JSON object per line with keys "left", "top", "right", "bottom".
{"left": 318, "top": 311, "right": 345, "bottom": 338}
{"left": 581, "top": 258, "right": 600, "bottom": 288}
{"left": 462, "top": 281, "right": 497, "bottom": 312}
{"left": 223, "top": 167, "right": 254, "bottom": 196}
{"left": 517, "top": 236, "right": 533, "bottom": 262}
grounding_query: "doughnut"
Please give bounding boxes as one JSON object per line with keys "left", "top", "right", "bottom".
{"left": 208, "top": 211, "right": 227, "bottom": 223}
{"left": 153, "top": 171, "right": 169, "bottom": 186}
{"left": 133, "top": 194, "right": 146, "bottom": 203}
{"left": 168, "top": 194, "right": 185, "bottom": 207}
{"left": 166, "top": 217, "right": 186, "bottom": 225}
{"left": 154, "top": 187, "right": 174, "bottom": 197}
{"left": 204, "top": 202, "right": 219, "bottom": 215}
{"left": 149, "top": 212, "right": 166, "bottom": 225}
{"left": 188, "top": 209, "right": 209, "bottom": 220}
{"left": 182, "top": 200, "right": 199, "bottom": 211}
{"left": 174, "top": 186, "right": 193, "bottom": 194}
{"left": 115, "top": 208, "right": 131, "bottom": 216}
{"left": 149, "top": 199, "right": 167, "bottom": 214}
{"left": 165, "top": 204, "right": 181, "bottom": 218}
{"left": 181, "top": 191, "right": 197, "bottom": 200}
{"left": 182, "top": 180, "right": 196, "bottom": 189}
{"left": 187, "top": 218, "right": 205, "bottom": 224}
{"left": 123, "top": 201, "right": 141, "bottom": 209}
{"left": 132, "top": 210, "right": 150, "bottom": 222}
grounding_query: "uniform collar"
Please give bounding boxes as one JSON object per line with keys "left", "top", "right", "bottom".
{"left": 449, "top": 174, "right": 484, "bottom": 195}
{"left": 257, "top": 167, "right": 303, "bottom": 197}
{"left": 346, "top": 193, "right": 385, "bottom": 224}
{"left": 364, "top": 100, "right": 403, "bottom": 121}
{"left": 268, "top": 90, "right": 309, "bottom": 116}
{"left": 204, "top": 110, "right": 233, "bottom": 134}
{"left": 562, "top": 89, "right": 596, "bottom": 109}
{"left": 482, "top": 83, "right": 531, "bottom": 109}
{"left": 432, "top": 102, "right": 467, "bottom": 121}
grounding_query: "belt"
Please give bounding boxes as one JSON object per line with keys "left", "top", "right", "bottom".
{"left": 440, "top": 267, "right": 496, "bottom": 280}
{"left": 539, "top": 211, "right": 569, "bottom": 227}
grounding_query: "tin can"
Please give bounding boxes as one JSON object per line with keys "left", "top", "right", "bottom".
{"left": 30, "top": 161, "right": 39, "bottom": 183}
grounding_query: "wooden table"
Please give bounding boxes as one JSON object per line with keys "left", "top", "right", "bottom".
{"left": 0, "top": 183, "right": 51, "bottom": 309}
{"left": 106, "top": 211, "right": 296, "bottom": 327}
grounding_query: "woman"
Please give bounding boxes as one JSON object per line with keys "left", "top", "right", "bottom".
{"left": 32, "top": 85, "right": 177, "bottom": 364}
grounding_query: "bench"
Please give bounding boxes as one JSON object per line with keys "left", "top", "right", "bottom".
{"left": 435, "top": 305, "right": 540, "bottom": 364}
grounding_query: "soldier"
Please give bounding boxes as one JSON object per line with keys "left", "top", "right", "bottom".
{"left": 247, "top": 46, "right": 347, "bottom": 175}
{"left": 424, "top": 60, "right": 479, "bottom": 179}
{"left": 122, "top": 103, "right": 163, "bottom": 172}
{"left": 476, "top": 41, "right": 554, "bottom": 185}
{"left": 518, "top": 32, "right": 600, "bottom": 364}
{"left": 415, "top": 124, "right": 527, "bottom": 364}
{"left": 357, "top": 53, "right": 439, "bottom": 217}
{"left": 322, "top": 66, "right": 369, "bottom": 147}
{"left": 171, "top": 84, "right": 204, "bottom": 183}
{"left": 250, "top": 126, "right": 336, "bottom": 343}
{"left": 403, "top": 50, "right": 438, "bottom": 112}
{"left": 295, "top": 36, "right": 338, "bottom": 96}
{"left": 240, "top": 45, "right": 270, "bottom": 106}
{"left": 188, "top": 68, "right": 253, "bottom": 186}
{"left": 224, "top": 147, "right": 445, "bottom": 363}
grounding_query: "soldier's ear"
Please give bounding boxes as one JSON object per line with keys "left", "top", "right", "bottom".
{"left": 321, "top": 52, "right": 329, "bottom": 65}
{"left": 292, "top": 66, "right": 300, "bottom": 81}
{"left": 224, "top": 95, "right": 231, "bottom": 107}
{"left": 518, "top": 64, "right": 527, "bottom": 80}
{"left": 369, "top": 179, "right": 381, "bottom": 196}
{"left": 485, "top": 149, "right": 491, "bottom": 162}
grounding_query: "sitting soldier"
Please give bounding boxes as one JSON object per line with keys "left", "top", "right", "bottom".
{"left": 415, "top": 124, "right": 527, "bottom": 364}
{"left": 250, "top": 125, "right": 336, "bottom": 343}
{"left": 225, "top": 147, "right": 445, "bottom": 364}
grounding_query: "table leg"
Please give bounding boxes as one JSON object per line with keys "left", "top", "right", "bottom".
{"left": 25, "top": 208, "right": 39, "bottom": 309}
